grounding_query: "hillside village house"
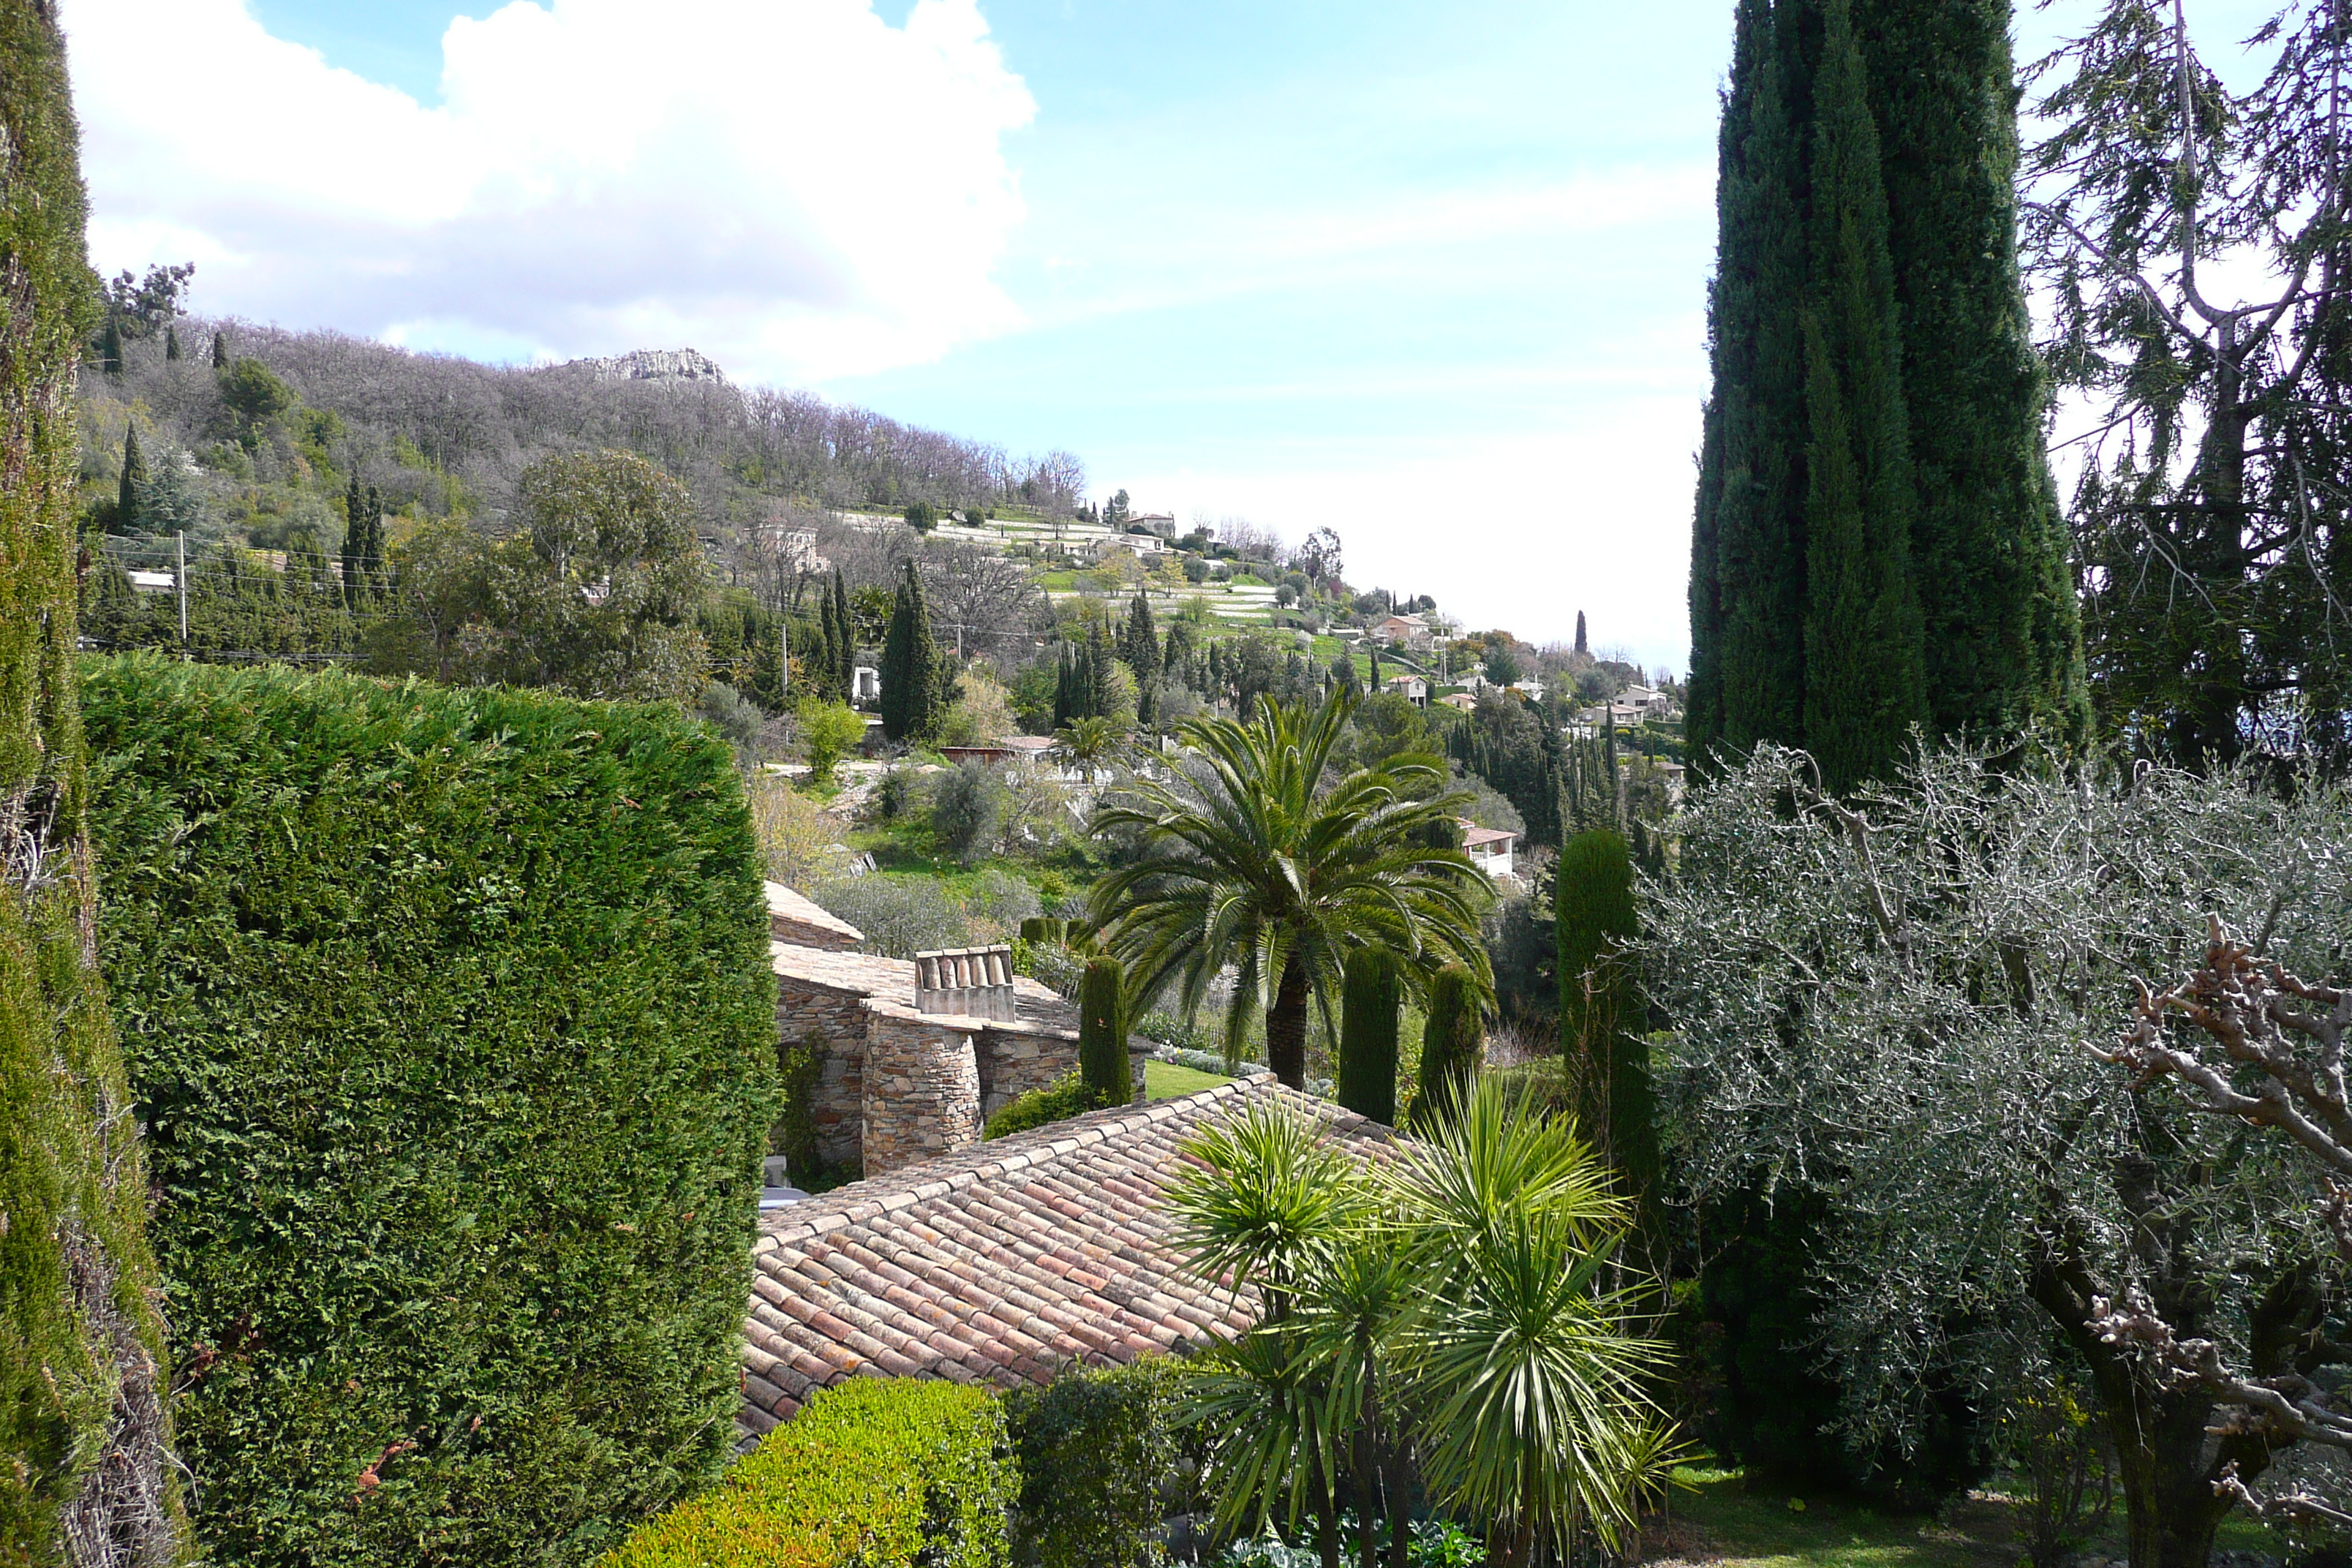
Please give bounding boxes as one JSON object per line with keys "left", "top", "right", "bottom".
{"left": 1128, "top": 510, "right": 1179, "bottom": 538}
{"left": 1383, "top": 671, "right": 1428, "bottom": 706}
{"left": 1373, "top": 611, "right": 1433, "bottom": 650}
{"left": 1459, "top": 818, "right": 1518, "bottom": 880}
{"left": 762, "top": 882, "right": 1142, "bottom": 1175}
{"left": 1436, "top": 691, "right": 1477, "bottom": 712}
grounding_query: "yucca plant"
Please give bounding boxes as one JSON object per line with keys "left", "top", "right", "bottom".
{"left": 1089, "top": 691, "right": 1491, "bottom": 1088}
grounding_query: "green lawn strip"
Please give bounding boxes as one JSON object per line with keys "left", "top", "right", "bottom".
{"left": 1144, "top": 1060, "right": 1230, "bottom": 1100}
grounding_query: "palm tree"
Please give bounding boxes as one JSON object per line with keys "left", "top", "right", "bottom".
{"left": 1049, "top": 713, "right": 1126, "bottom": 781}
{"left": 1088, "top": 691, "right": 1490, "bottom": 1088}
{"left": 1169, "top": 1082, "right": 1676, "bottom": 1568}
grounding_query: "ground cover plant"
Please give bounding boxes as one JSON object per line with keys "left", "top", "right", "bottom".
{"left": 82, "top": 655, "right": 779, "bottom": 1568}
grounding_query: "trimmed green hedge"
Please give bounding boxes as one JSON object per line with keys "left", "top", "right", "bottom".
{"left": 1003, "top": 1358, "right": 1192, "bottom": 1568}
{"left": 82, "top": 655, "right": 780, "bottom": 1568}
{"left": 984, "top": 1073, "right": 1105, "bottom": 1140}
{"left": 598, "top": 1378, "right": 1013, "bottom": 1568}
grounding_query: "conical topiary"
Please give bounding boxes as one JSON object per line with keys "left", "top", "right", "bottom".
{"left": 1336, "top": 947, "right": 1400, "bottom": 1126}
{"left": 1409, "top": 963, "right": 1482, "bottom": 1131}
{"left": 1078, "top": 956, "right": 1129, "bottom": 1108}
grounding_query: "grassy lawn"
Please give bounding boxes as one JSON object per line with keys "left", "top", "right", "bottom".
{"left": 1145, "top": 1059, "right": 1231, "bottom": 1099}
{"left": 1644, "top": 1462, "right": 2283, "bottom": 1568}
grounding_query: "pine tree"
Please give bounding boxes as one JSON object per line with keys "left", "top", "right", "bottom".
{"left": 1798, "top": 0, "right": 1926, "bottom": 793}
{"left": 209, "top": 328, "right": 227, "bottom": 370}
{"left": 878, "top": 559, "right": 940, "bottom": 743}
{"left": 164, "top": 324, "right": 180, "bottom": 361}
{"left": 1078, "top": 957, "right": 1129, "bottom": 1108}
{"left": 116, "top": 424, "right": 146, "bottom": 534}
{"left": 1858, "top": 0, "right": 2087, "bottom": 746}
{"left": 1556, "top": 829, "right": 1657, "bottom": 1211}
{"left": 1408, "top": 964, "right": 1483, "bottom": 1131}
{"left": 1, "top": 1, "right": 181, "bottom": 1554}
{"left": 1336, "top": 947, "right": 1400, "bottom": 1126}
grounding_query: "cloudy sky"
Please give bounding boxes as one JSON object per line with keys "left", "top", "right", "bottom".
{"left": 56, "top": 0, "right": 2280, "bottom": 669}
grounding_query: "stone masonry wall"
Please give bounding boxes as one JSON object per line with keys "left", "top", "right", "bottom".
{"left": 770, "top": 912, "right": 859, "bottom": 951}
{"left": 974, "top": 1028, "right": 1148, "bottom": 1118}
{"left": 861, "top": 1011, "right": 982, "bottom": 1177}
{"left": 775, "top": 976, "right": 869, "bottom": 1165}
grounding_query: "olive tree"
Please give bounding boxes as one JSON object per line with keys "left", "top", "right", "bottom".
{"left": 1644, "top": 745, "right": 2352, "bottom": 1568}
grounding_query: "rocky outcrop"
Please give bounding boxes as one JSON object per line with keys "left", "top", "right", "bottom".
{"left": 549, "top": 347, "right": 728, "bottom": 385}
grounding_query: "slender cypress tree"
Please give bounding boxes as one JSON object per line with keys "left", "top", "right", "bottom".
{"left": 163, "top": 323, "right": 180, "bottom": 361}
{"left": 342, "top": 474, "right": 364, "bottom": 608}
{"left": 1408, "top": 964, "right": 1483, "bottom": 1131}
{"left": 878, "top": 559, "right": 939, "bottom": 742}
{"left": 1798, "top": 0, "right": 1926, "bottom": 793}
{"left": 831, "top": 568, "right": 855, "bottom": 696}
{"left": 95, "top": 311, "right": 121, "bottom": 375}
{"left": 1574, "top": 609, "right": 1588, "bottom": 656}
{"left": 116, "top": 424, "right": 146, "bottom": 534}
{"left": 1078, "top": 957, "right": 1130, "bottom": 1107}
{"left": 1856, "top": 0, "right": 2087, "bottom": 746}
{"left": 1336, "top": 948, "right": 1400, "bottom": 1126}
{"left": 1, "top": 2, "right": 181, "bottom": 1555}
{"left": 1557, "top": 829, "right": 1656, "bottom": 1210}
{"left": 208, "top": 328, "right": 227, "bottom": 370}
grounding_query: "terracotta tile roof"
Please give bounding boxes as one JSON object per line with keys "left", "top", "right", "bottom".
{"left": 736, "top": 1074, "right": 1395, "bottom": 1441}
{"left": 1460, "top": 825, "right": 1517, "bottom": 848}
{"left": 764, "top": 881, "right": 865, "bottom": 945}
{"left": 769, "top": 942, "right": 1079, "bottom": 1033}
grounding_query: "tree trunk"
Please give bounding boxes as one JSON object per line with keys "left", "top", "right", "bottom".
{"left": 1315, "top": 1440, "right": 1341, "bottom": 1568}
{"left": 1383, "top": 1439, "right": 1412, "bottom": 1568}
{"left": 1267, "top": 952, "right": 1311, "bottom": 1089}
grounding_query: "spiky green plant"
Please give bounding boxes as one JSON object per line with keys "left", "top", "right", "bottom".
{"left": 1088, "top": 691, "right": 1491, "bottom": 1088}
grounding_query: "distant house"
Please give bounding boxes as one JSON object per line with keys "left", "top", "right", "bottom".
{"left": 1383, "top": 672, "right": 1428, "bottom": 707}
{"left": 1458, "top": 819, "right": 1518, "bottom": 881}
{"left": 1373, "top": 613, "right": 1432, "bottom": 650}
{"left": 852, "top": 666, "right": 881, "bottom": 704}
{"left": 1436, "top": 691, "right": 1477, "bottom": 712}
{"left": 938, "top": 736, "right": 1055, "bottom": 770}
{"left": 1128, "top": 511, "right": 1178, "bottom": 538}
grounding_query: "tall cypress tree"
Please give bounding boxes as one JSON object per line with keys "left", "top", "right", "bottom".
{"left": 1798, "top": 0, "right": 1926, "bottom": 791}
{"left": 1856, "top": 0, "right": 2087, "bottom": 746}
{"left": 878, "top": 560, "right": 939, "bottom": 742}
{"left": 1336, "top": 947, "right": 1401, "bottom": 1126}
{"left": 116, "top": 424, "right": 146, "bottom": 534}
{"left": 0, "top": 2, "right": 181, "bottom": 1556}
{"left": 209, "top": 328, "right": 228, "bottom": 370}
{"left": 1574, "top": 609, "right": 1588, "bottom": 655}
{"left": 830, "top": 568, "right": 855, "bottom": 696}
{"left": 342, "top": 474, "right": 365, "bottom": 608}
{"left": 163, "top": 323, "right": 180, "bottom": 362}
{"left": 1557, "top": 829, "right": 1656, "bottom": 1215}
{"left": 1692, "top": 0, "right": 2071, "bottom": 780}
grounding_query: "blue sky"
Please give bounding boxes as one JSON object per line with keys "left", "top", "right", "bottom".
{"left": 66, "top": 0, "right": 2272, "bottom": 670}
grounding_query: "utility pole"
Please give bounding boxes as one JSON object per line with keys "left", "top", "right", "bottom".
{"left": 175, "top": 530, "right": 187, "bottom": 643}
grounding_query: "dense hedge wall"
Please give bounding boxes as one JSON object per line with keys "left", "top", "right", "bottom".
{"left": 597, "top": 1378, "right": 1013, "bottom": 1568}
{"left": 1003, "top": 1358, "right": 1192, "bottom": 1568}
{"left": 81, "top": 655, "right": 780, "bottom": 1568}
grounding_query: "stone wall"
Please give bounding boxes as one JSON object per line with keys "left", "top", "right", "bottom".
{"left": 973, "top": 1028, "right": 1149, "bottom": 1117}
{"left": 775, "top": 976, "right": 869, "bottom": 1164}
{"left": 771, "top": 912, "right": 859, "bottom": 952}
{"left": 861, "top": 1012, "right": 981, "bottom": 1176}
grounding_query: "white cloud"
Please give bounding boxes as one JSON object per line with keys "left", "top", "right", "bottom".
{"left": 61, "top": 0, "right": 1035, "bottom": 381}
{"left": 1130, "top": 385, "right": 1703, "bottom": 674}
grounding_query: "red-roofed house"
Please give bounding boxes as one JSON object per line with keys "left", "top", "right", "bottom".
{"left": 1458, "top": 819, "right": 1517, "bottom": 880}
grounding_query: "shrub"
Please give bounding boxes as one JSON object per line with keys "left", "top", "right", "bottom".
{"left": 598, "top": 1377, "right": 1013, "bottom": 1568}
{"left": 82, "top": 655, "right": 780, "bottom": 1568}
{"left": 984, "top": 1074, "right": 1100, "bottom": 1140}
{"left": 1079, "top": 957, "right": 1131, "bottom": 1107}
{"left": 796, "top": 700, "right": 864, "bottom": 783}
{"left": 965, "top": 867, "right": 1041, "bottom": 929}
{"left": 816, "top": 875, "right": 969, "bottom": 957}
{"left": 775, "top": 1032, "right": 825, "bottom": 1177}
{"left": 932, "top": 761, "right": 1006, "bottom": 862}
{"left": 1003, "top": 1358, "right": 1191, "bottom": 1568}
{"left": 1017, "top": 916, "right": 1064, "bottom": 947}
{"left": 1336, "top": 948, "right": 1400, "bottom": 1125}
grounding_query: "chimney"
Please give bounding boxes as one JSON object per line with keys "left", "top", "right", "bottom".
{"left": 913, "top": 945, "right": 1018, "bottom": 1022}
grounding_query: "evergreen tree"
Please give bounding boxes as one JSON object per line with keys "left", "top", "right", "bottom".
{"left": 831, "top": 568, "right": 855, "bottom": 696}
{"left": 341, "top": 474, "right": 365, "bottom": 608}
{"left": 1052, "top": 647, "right": 1074, "bottom": 729}
{"left": 1408, "top": 963, "right": 1483, "bottom": 1131}
{"left": 95, "top": 310, "right": 121, "bottom": 374}
{"left": 116, "top": 423, "right": 146, "bottom": 534}
{"left": 1574, "top": 609, "right": 1588, "bottom": 655}
{"left": 164, "top": 323, "right": 180, "bottom": 361}
{"left": 1331, "top": 649, "right": 1360, "bottom": 697}
{"left": 1556, "top": 829, "right": 1657, "bottom": 1212}
{"left": 1857, "top": 0, "right": 2087, "bottom": 746}
{"left": 1336, "top": 946, "right": 1401, "bottom": 1126}
{"left": 1798, "top": 0, "right": 1926, "bottom": 793}
{"left": 209, "top": 328, "right": 227, "bottom": 370}
{"left": 1, "top": 1, "right": 182, "bottom": 1555}
{"left": 877, "top": 559, "right": 940, "bottom": 742}
{"left": 1077, "top": 957, "right": 1129, "bottom": 1108}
